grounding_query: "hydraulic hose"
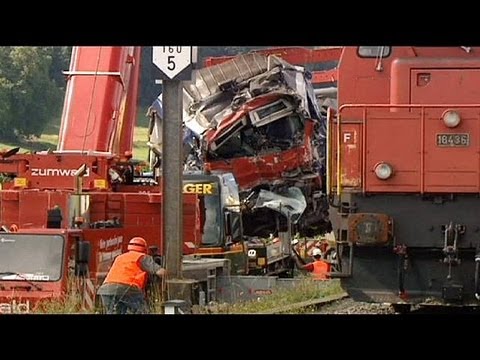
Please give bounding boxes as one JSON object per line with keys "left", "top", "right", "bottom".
{"left": 475, "top": 254, "right": 480, "bottom": 301}
{"left": 397, "top": 253, "right": 405, "bottom": 296}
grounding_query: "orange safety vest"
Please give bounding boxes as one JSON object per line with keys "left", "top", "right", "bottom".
{"left": 311, "top": 260, "right": 331, "bottom": 280}
{"left": 104, "top": 251, "right": 147, "bottom": 290}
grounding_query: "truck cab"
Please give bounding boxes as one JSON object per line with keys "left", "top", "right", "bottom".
{"left": 0, "top": 228, "right": 96, "bottom": 313}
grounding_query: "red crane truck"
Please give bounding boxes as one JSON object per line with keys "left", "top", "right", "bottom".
{"left": 0, "top": 46, "right": 331, "bottom": 312}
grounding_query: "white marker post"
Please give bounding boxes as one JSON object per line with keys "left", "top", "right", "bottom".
{"left": 153, "top": 47, "right": 196, "bottom": 81}
{"left": 152, "top": 46, "right": 196, "bottom": 283}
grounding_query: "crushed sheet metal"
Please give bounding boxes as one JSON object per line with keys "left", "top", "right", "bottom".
{"left": 183, "top": 53, "right": 323, "bottom": 137}
{"left": 147, "top": 51, "right": 331, "bottom": 238}
{"left": 253, "top": 187, "right": 307, "bottom": 223}
{"left": 149, "top": 52, "right": 325, "bottom": 167}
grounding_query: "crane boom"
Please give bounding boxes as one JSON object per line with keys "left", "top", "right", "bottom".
{"left": 57, "top": 46, "right": 141, "bottom": 155}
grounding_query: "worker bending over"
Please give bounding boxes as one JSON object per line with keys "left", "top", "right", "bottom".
{"left": 97, "top": 237, "right": 167, "bottom": 314}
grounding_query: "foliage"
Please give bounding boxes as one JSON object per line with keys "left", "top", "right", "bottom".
{"left": 30, "top": 278, "right": 343, "bottom": 315}
{"left": 195, "top": 278, "right": 344, "bottom": 314}
{"left": 0, "top": 47, "right": 69, "bottom": 140}
{"left": 34, "top": 277, "right": 94, "bottom": 314}
{"left": 46, "top": 46, "right": 72, "bottom": 89}
{"left": 226, "top": 279, "right": 344, "bottom": 314}
{"left": 0, "top": 46, "right": 271, "bottom": 144}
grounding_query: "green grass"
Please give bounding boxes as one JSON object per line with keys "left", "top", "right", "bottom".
{"left": 34, "top": 278, "right": 95, "bottom": 314}
{"left": 133, "top": 125, "right": 150, "bottom": 161}
{"left": 0, "top": 109, "right": 151, "bottom": 162}
{"left": 196, "top": 278, "right": 344, "bottom": 314}
{"left": 0, "top": 124, "right": 59, "bottom": 154}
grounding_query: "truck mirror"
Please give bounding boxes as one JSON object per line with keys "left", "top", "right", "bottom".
{"left": 75, "top": 241, "right": 91, "bottom": 277}
{"left": 76, "top": 241, "right": 91, "bottom": 264}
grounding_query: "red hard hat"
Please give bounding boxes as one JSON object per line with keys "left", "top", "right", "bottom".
{"left": 128, "top": 237, "right": 147, "bottom": 253}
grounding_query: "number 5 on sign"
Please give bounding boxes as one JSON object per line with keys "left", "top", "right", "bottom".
{"left": 152, "top": 46, "right": 196, "bottom": 80}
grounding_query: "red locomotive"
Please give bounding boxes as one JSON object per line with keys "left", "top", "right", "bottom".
{"left": 327, "top": 46, "right": 480, "bottom": 305}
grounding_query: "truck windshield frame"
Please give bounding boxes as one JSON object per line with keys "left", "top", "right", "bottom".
{"left": 0, "top": 234, "right": 65, "bottom": 282}
{"left": 200, "top": 191, "right": 223, "bottom": 247}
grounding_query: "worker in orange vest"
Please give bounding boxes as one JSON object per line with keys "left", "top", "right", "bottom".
{"left": 97, "top": 237, "right": 167, "bottom": 314}
{"left": 292, "top": 247, "right": 331, "bottom": 280}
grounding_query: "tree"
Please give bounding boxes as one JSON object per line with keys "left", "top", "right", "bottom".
{"left": 47, "top": 46, "right": 72, "bottom": 90}
{"left": 0, "top": 47, "right": 14, "bottom": 138}
{"left": 0, "top": 47, "right": 67, "bottom": 140}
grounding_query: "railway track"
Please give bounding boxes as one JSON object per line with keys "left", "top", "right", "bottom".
{"left": 315, "top": 299, "right": 480, "bottom": 314}
{"left": 194, "top": 294, "right": 480, "bottom": 314}
{"left": 257, "top": 292, "right": 349, "bottom": 314}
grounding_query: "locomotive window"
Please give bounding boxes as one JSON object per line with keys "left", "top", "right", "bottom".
{"left": 358, "top": 46, "right": 391, "bottom": 58}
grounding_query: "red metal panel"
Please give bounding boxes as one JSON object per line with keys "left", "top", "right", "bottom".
{"left": 96, "top": 192, "right": 201, "bottom": 255}
{"left": 0, "top": 154, "right": 112, "bottom": 191}
{"left": 106, "top": 201, "right": 122, "bottom": 210}
{"left": 123, "top": 213, "right": 158, "bottom": 225}
{"left": 410, "top": 69, "right": 480, "bottom": 104}
{"left": 336, "top": 48, "right": 480, "bottom": 195}
{"left": 208, "top": 132, "right": 317, "bottom": 191}
{"left": 20, "top": 192, "right": 48, "bottom": 228}
{"left": 364, "top": 111, "right": 421, "bottom": 192}
{"left": 113, "top": 192, "right": 161, "bottom": 203}
{"left": 17, "top": 191, "right": 70, "bottom": 229}
{"left": 107, "top": 194, "right": 123, "bottom": 201}
{"left": 2, "top": 191, "right": 18, "bottom": 200}
{"left": 0, "top": 160, "right": 23, "bottom": 174}
{"left": 117, "top": 46, "right": 141, "bottom": 156}
{"left": 205, "top": 95, "right": 319, "bottom": 191}
{"left": 391, "top": 58, "right": 480, "bottom": 105}
{"left": 423, "top": 114, "right": 479, "bottom": 192}
{"left": 89, "top": 193, "right": 108, "bottom": 224}
{"left": 312, "top": 69, "right": 338, "bottom": 84}
{"left": 337, "top": 47, "right": 394, "bottom": 122}
{"left": 331, "top": 123, "right": 362, "bottom": 189}
{"left": 338, "top": 105, "right": 480, "bottom": 193}
{"left": 57, "top": 47, "right": 138, "bottom": 154}
{"left": 204, "top": 47, "right": 342, "bottom": 67}
{"left": 82, "top": 228, "right": 127, "bottom": 275}
{"left": 1, "top": 191, "right": 19, "bottom": 226}
{"left": 123, "top": 202, "right": 161, "bottom": 215}
{"left": 407, "top": 68, "right": 480, "bottom": 192}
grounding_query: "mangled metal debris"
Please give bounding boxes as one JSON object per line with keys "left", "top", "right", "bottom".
{"left": 182, "top": 53, "right": 324, "bottom": 165}
{"left": 253, "top": 187, "right": 307, "bottom": 224}
{"left": 148, "top": 52, "right": 330, "bottom": 238}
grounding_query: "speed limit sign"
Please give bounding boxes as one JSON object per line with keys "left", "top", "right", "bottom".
{"left": 152, "top": 46, "right": 196, "bottom": 80}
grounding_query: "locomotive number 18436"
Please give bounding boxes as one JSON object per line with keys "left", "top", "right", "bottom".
{"left": 436, "top": 133, "right": 469, "bottom": 147}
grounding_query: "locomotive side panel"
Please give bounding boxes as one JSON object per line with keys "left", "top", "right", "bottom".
{"left": 331, "top": 47, "right": 480, "bottom": 304}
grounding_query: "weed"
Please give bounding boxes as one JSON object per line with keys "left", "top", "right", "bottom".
{"left": 198, "top": 278, "right": 344, "bottom": 314}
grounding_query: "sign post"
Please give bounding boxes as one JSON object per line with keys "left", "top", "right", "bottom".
{"left": 153, "top": 47, "right": 196, "bottom": 80}
{"left": 152, "top": 46, "right": 196, "bottom": 282}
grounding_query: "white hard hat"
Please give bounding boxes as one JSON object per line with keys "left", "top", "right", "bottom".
{"left": 312, "top": 248, "right": 322, "bottom": 257}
